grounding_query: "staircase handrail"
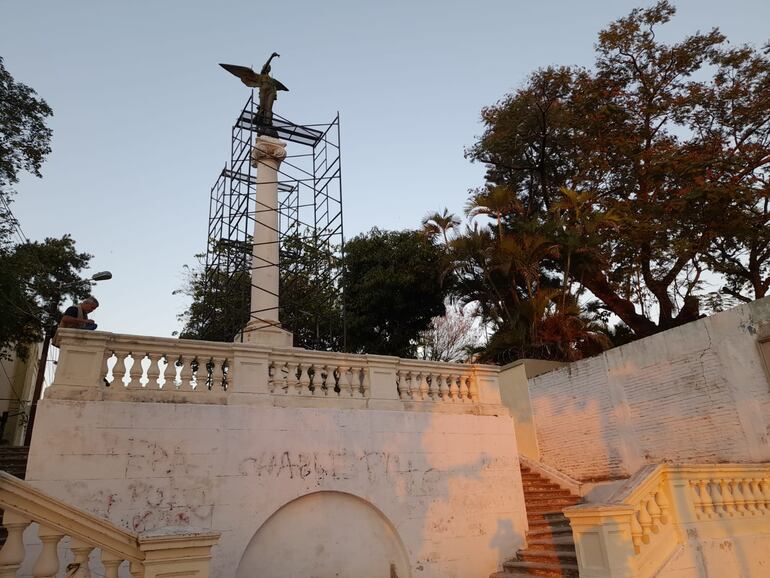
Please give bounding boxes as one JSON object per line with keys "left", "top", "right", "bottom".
{"left": 564, "top": 462, "right": 770, "bottom": 578}
{"left": 0, "top": 471, "right": 220, "bottom": 577}
{"left": 0, "top": 471, "right": 143, "bottom": 563}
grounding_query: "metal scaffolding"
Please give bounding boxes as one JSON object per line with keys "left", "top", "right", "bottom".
{"left": 202, "top": 93, "right": 345, "bottom": 349}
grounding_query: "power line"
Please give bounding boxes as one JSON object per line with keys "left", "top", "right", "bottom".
{"left": 0, "top": 194, "right": 29, "bottom": 244}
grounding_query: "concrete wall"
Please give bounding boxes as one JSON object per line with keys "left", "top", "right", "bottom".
{"left": 657, "top": 534, "right": 770, "bottom": 578}
{"left": 26, "top": 399, "right": 527, "bottom": 578}
{"left": 498, "top": 359, "right": 565, "bottom": 460}
{"left": 528, "top": 297, "right": 770, "bottom": 481}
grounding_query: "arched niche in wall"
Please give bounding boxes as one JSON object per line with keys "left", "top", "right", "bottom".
{"left": 235, "top": 490, "right": 412, "bottom": 578}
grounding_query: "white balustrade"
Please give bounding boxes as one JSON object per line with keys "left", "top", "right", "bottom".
{"left": 565, "top": 463, "right": 770, "bottom": 578}
{"left": 0, "top": 472, "right": 219, "bottom": 578}
{"left": 50, "top": 329, "right": 502, "bottom": 411}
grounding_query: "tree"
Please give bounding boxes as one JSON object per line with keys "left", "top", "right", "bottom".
{"left": 0, "top": 235, "right": 92, "bottom": 359}
{"left": 343, "top": 228, "right": 453, "bottom": 357}
{"left": 176, "top": 233, "right": 344, "bottom": 350}
{"left": 0, "top": 57, "right": 93, "bottom": 359}
{"left": 418, "top": 304, "right": 483, "bottom": 363}
{"left": 466, "top": 1, "right": 770, "bottom": 338}
{"left": 0, "top": 56, "right": 53, "bottom": 197}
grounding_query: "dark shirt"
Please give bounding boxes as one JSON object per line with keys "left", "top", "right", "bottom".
{"left": 63, "top": 305, "right": 88, "bottom": 321}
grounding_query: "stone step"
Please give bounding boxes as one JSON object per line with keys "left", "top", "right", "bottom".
{"left": 503, "top": 560, "right": 580, "bottom": 577}
{"left": 517, "top": 549, "right": 578, "bottom": 566}
{"left": 490, "top": 572, "right": 543, "bottom": 578}
{"left": 522, "top": 489, "right": 575, "bottom": 499}
{"left": 525, "top": 497, "right": 581, "bottom": 508}
{"left": 526, "top": 536, "right": 576, "bottom": 552}
{"left": 527, "top": 511, "right": 572, "bottom": 522}
{"left": 526, "top": 517, "right": 571, "bottom": 532}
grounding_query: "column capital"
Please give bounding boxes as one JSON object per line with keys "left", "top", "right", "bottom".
{"left": 252, "top": 135, "right": 287, "bottom": 165}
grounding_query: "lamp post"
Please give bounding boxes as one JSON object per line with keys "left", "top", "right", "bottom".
{"left": 23, "top": 271, "right": 112, "bottom": 446}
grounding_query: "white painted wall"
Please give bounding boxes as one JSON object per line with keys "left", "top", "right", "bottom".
{"left": 528, "top": 297, "right": 770, "bottom": 481}
{"left": 26, "top": 399, "right": 527, "bottom": 578}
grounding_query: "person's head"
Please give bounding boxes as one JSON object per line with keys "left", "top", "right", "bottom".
{"left": 81, "top": 297, "right": 99, "bottom": 313}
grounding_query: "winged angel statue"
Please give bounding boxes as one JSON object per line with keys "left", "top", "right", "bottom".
{"left": 220, "top": 53, "right": 289, "bottom": 133}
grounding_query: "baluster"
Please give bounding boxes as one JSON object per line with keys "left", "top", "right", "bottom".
{"left": 408, "top": 372, "right": 419, "bottom": 400}
{"left": 637, "top": 502, "right": 652, "bottom": 543}
{"left": 332, "top": 365, "right": 342, "bottom": 395}
{"left": 707, "top": 478, "right": 724, "bottom": 517}
{"left": 690, "top": 480, "right": 704, "bottom": 516}
{"left": 630, "top": 511, "right": 644, "bottom": 554}
{"left": 69, "top": 539, "right": 93, "bottom": 578}
{"left": 101, "top": 554, "right": 122, "bottom": 578}
{"left": 732, "top": 478, "right": 747, "bottom": 515}
{"left": 761, "top": 479, "right": 770, "bottom": 510}
{"left": 396, "top": 371, "right": 405, "bottom": 400}
{"left": 125, "top": 353, "right": 143, "bottom": 388}
{"left": 320, "top": 365, "right": 330, "bottom": 396}
{"left": 646, "top": 493, "right": 662, "bottom": 529}
{"left": 278, "top": 361, "right": 290, "bottom": 393}
{"left": 468, "top": 374, "right": 479, "bottom": 401}
{"left": 189, "top": 357, "right": 201, "bottom": 391}
{"left": 178, "top": 355, "right": 193, "bottom": 391}
{"left": 307, "top": 364, "right": 317, "bottom": 395}
{"left": 297, "top": 362, "right": 310, "bottom": 395}
{"left": 283, "top": 360, "right": 296, "bottom": 394}
{"left": 698, "top": 480, "right": 714, "bottom": 516}
{"left": 211, "top": 357, "right": 226, "bottom": 391}
{"left": 101, "top": 350, "right": 114, "bottom": 387}
{"left": 458, "top": 374, "right": 470, "bottom": 401}
{"left": 267, "top": 361, "right": 276, "bottom": 393}
{"left": 359, "top": 367, "right": 369, "bottom": 397}
{"left": 719, "top": 478, "right": 735, "bottom": 515}
{"left": 655, "top": 490, "right": 670, "bottom": 524}
{"left": 417, "top": 371, "right": 428, "bottom": 400}
{"left": 144, "top": 353, "right": 162, "bottom": 390}
{"left": 448, "top": 373, "right": 459, "bottom": 400}
{"left": 742, "top": 478, "right": 757, "bottom": 514}
{"left": 160, "top": 355, "right": 175, "bottom": 389}
{"left": 341, "top": 366, "right": 355, "bottom": 397}
{"left": 112, "top": 350, "right": 129, "bottom": 388}
{"left": 438, "top": 374, "right": 449, "bottom": 400}
{"left": 426, "top": 373, "right": 437, "bottom": 400}
{"left": 32, "top": 526, "right": 64, "bottom": 578}
{"left": 749, "top": 479, "right": 765, "bottom": 512}
{"left": 136, "top": 354, "right": 152, "bottom": 389}
{"left": 0, "top": 511, "right": 31, "bottom": 578}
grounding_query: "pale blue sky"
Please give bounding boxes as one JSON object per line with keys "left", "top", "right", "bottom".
{"left": 2, "top": 0, "right": 768, "bottom": 338}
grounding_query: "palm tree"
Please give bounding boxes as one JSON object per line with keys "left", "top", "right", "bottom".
{"left": 421, "top": 208, "right": 460, "bottom": 245}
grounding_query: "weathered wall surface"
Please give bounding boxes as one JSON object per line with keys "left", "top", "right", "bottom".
{"left": 657, "top": 534, "right": 770, "bottom": 578}
{"left": 529, "top": 297, "right": 770, "bottom": 481}
{"left": 26, "top": 399, "right": 526, "bottom": 578}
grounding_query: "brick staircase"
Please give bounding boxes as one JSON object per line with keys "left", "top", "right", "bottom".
{"left": 0, "top": 446, "right": 29, "bottom": 545}
{"left": 0, "top": 446, "right": 29, "bottom": 479}
{"left": 491, "top": 463, "right": 582, "bottom": 577}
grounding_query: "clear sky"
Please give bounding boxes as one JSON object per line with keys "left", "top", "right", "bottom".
{"left": 2, "top": 0, "right": 769, "bottom": 339}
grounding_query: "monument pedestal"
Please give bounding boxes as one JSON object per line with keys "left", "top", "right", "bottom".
{"left": 240, "top": 319, "right": 293, "bottom": 347}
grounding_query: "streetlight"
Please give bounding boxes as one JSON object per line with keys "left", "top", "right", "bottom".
{"left": 24, "top": 271, "right": 113, "bottom": 445}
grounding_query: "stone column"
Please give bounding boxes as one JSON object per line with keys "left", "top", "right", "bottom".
{"left": 241, "top": 135, "right": 293, "bottom": 347}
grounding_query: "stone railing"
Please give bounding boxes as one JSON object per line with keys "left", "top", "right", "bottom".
{"left": 564, "top": 463, "right": 770, "bottom": 578}
{"left": 47, "top": 330, "right": 504, "bottom": 413}
{"left": 0, "top": 471, "right": 219, "bottom": 578}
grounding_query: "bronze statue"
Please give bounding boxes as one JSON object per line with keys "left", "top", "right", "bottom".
{"left": 220, "top": 53, "right": 289, "bottom": 134}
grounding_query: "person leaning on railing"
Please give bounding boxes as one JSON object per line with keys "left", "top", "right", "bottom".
{"left": 59, "top": 297, "right": 99, "bottom": 331}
